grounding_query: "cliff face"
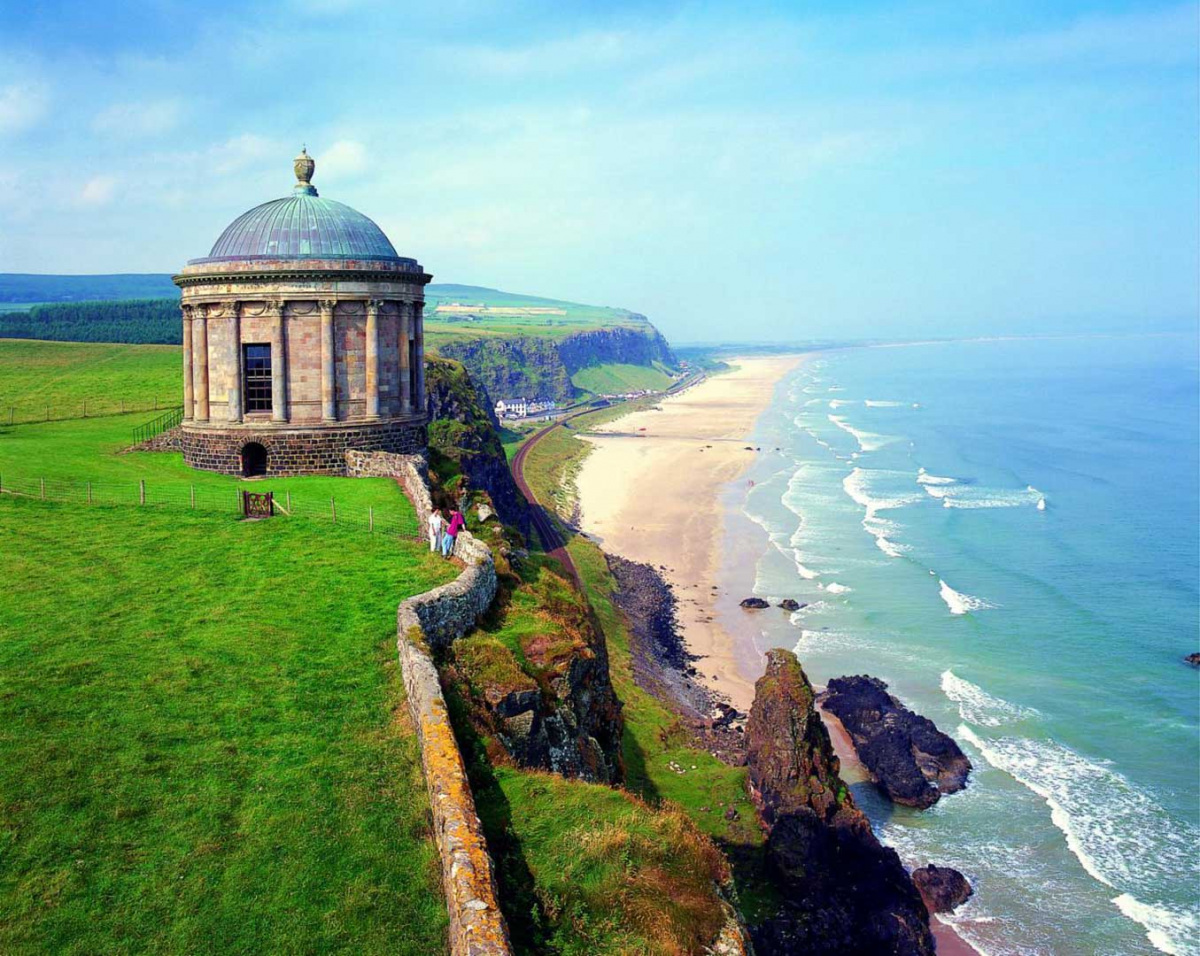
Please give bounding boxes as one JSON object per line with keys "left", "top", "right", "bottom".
{"left": 746, "top": 649, "right": 935, "bottom": 956}
{"left": 424, "top": 357, "right": 532, "bottom": 538}
{"left": 436, "top": 323, "right": 676, "bottom": 402}
{"left": 445, "top": 564, "right": 624, "bottom": 784}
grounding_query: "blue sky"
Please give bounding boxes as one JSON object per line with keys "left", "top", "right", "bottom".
{"left": 0, "top": 0, "right": 1196, "bottom": 342}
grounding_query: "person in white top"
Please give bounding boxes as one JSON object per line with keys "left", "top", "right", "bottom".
{"left": 427, "top": 509, "right": 444, "bottom": 552}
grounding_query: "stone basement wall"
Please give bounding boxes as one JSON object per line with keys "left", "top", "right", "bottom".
{"left": 348, "top": 450, "right": 511, "bottom": 955}
{"left": 180, "top": 420, "right": 426, "bottom": 476}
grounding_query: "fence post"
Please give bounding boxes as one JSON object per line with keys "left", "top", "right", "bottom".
{"left": 369, "top": 505, "right": 374, "bottom": 533}
{"left": 139, "top": 479, "right": 145, "bottom": 505}
{"left": 331, "top": 497, "right": 336, "bottom": 523}
{"left": 40, "top": 478, "right": 45, "bottom": 500}
{"left": 190, "top": 484, "right": 195, "bottom": 509}
{"left": 87, "top": 481, "right": 92, "bottom": 504}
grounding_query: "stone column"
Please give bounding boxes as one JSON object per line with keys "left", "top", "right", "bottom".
{"left": 227, "top": 302, "right": 242, "bottom": 423}
{"left": 270, "top": 301, "right": 288, "bottom": 423}
{"left": 182, "top": 305, "right": 194, "bottom": 421}
{"left": 320, "top": 299, "right": 337, "bottom": 422}
{"left": 365, "top": 299, "right": 381, "bottom": 420}
{"left": 193, "top": 308, "right": 209, "bottom": 423}
{"left": 399, "top": 300, "right": 412, "bottom": 414}
{"left": 414, "top": 300, "right": 426, "bottom": 418}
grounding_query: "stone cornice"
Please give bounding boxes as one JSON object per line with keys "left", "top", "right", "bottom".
{"left": 173, "top": 268, "right": 432, "bottom": 288}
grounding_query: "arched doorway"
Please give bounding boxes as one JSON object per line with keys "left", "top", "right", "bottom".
{"left": 241, "top": 442, "right": 268, "bottom": 477}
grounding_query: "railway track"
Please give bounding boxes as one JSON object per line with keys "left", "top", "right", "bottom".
{"left": 507, "top": 372, "right": 705, "bottom": 587}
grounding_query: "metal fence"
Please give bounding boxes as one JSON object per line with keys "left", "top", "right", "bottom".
{"left": 132, "top": 406, "right": 184, "bottom": 444}
{"left": 0, "top": 473, "right": 423, "bottom": 539}
{"left": 3, "top": 397, "right": 179, "bottom": 426}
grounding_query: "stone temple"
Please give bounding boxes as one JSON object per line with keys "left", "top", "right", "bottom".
{"left": 173, "top": 149, "right": 430, "bottom": 476}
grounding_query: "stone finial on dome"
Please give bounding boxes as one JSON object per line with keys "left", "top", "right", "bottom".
{"left": 293, "top": 147, "right": 318, "bottom": 196}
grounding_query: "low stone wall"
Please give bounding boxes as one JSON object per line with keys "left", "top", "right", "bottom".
{"left": 397, "top": 533, "right": 508, "bottom": 955}
{"left": 345, "top": 449, "right": 434, "bottom": 528}
{"left": 353, "top": 448, "right": 510, "bottom": 955}
{"left": 125, "top": 426, "right": 182, "bottom": 454}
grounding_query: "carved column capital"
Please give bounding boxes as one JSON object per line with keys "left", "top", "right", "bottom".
{"left": 318, "top": 298, "right": 337, "bottom": 314}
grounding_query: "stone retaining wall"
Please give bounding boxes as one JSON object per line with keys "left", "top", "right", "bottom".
{"left": 356, "top": 449, "right": 511, "bottom": 955}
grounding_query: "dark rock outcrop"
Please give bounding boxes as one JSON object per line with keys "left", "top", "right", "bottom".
{"left": 425, "top": 357, "right": 532, "bottom": 538}
{"left": 1185, "top": 652, "right": 1200, "bottom": 668}
{"left": 740, "top": 597, "right": 770, "bottom": 609}
{"left": 819, "top": 675, "right": 971, "bottom": 809}
{"left": 747, "top": 649, "right": 935, "bottom": 956}
{"left": 778, "top": 599, "right": 802, "bottom": 612}
{"left": 912, "top": 864, "right": 973, "bottom": 914}
{"left": 606, "top": 555, "right": 746, "bottom": 764}
{"left": 437, "top": 323, "right": 676, "bottom": 403}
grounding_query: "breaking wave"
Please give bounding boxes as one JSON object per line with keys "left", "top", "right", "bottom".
{"left": 864, "top": 399, "right": 905, "bottom": 407}
{"left": 824, "top": 581, "right": 853, "bottom": 594}
{"left": 828, "top": 415, "right": 894, "bottom": 452}
{"left": 938, "top": 579, "right": 996, "bottom": 615}
{"left": 917, "top": 468, "right": 957, "bottom": 486}
{"left": 959, "top": 726, "right": 1200, "bottom": 956}
{"left": 940, "top": 670, "right": 1038, "bottom": 726}
{"left": 842, "top": 468, "right": 922, "bottom": 558}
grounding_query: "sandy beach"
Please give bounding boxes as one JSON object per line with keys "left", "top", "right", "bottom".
{"left": 575, "top": 355, "right": 804, "bottom": 710}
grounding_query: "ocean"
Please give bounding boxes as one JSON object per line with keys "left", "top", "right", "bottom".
{"left": 722, "top": 333, "right": 1199, "bottom": 956}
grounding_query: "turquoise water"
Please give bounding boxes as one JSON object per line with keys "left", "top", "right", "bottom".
{"left": 728, "top": 334, "right": 1199, "bottom": 955}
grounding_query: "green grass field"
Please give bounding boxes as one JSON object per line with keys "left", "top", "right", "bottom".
{"left": 0, "top": 497, "right": 456, "bottom": 953}
{"left": 0, "top": 339, "right": 180, "bottom": 421}
{"left": 569, "top": 363, "right": 674, "bottom": 396}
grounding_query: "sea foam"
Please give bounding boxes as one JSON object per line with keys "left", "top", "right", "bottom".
{"left": 828, "top": 415, "right": 893, "bottom": 452}
{"left": 938, "top": 579, "right": 996, "bottom": 615}
{"left": 842, "top": 467, "right": 923, "bottom": 557}
{"left": 941, "top": 670, "right": 1038, "bottom": 726}
{"left": 958, "top": 726, "right": 1200, "bottom": 956}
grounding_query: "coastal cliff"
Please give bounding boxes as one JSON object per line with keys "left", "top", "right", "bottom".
{"left": 425, "top": 357, "right": 533, "bottom": 539}
{"left": 436, "top": 324, "right": 676, "bottom": 402}
{"left": 747, "top": 649, "right": 936, "bottom": 956}
{"left": 444, "top": 561, "right": 624, "bottom": 785}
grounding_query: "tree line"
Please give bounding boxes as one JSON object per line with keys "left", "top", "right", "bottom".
{"left": 0, "top": 299, "right": 181, "bottom": 344}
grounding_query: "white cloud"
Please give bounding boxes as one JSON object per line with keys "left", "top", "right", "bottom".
{"left": 92, "top": 100, "right": 183, "bottom": 137}
{"left": 210, "top": 133, "right": 278, "bottom": 174}
{"left": 78, "top": 175, "right": 117, "bottom": 206}
{"left": 316, "top": 139, "right": 368, "bottom": 181}
{"left": 0, "top": 82, "right": 49, "bottom": 134}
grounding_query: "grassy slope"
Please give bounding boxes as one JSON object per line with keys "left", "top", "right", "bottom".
{"left": 570, "top": 363, "right": 673, "bottom": 396}
{"left": 0, "top": 497, "right": 456, "bottom": 953}
{"left": 447, "top": 557, "right": 738, "bottom": 955}
{"left": 0, "top": 339, "right": 180, "bottom": 417}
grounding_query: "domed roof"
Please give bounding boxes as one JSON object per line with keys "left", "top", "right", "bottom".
{"left": 193, "top": 149, "right": 403, "bottom": 264}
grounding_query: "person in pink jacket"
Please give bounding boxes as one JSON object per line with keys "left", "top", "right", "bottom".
{"left": 441, "top": 509, "right": 465, "bottom": 557}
